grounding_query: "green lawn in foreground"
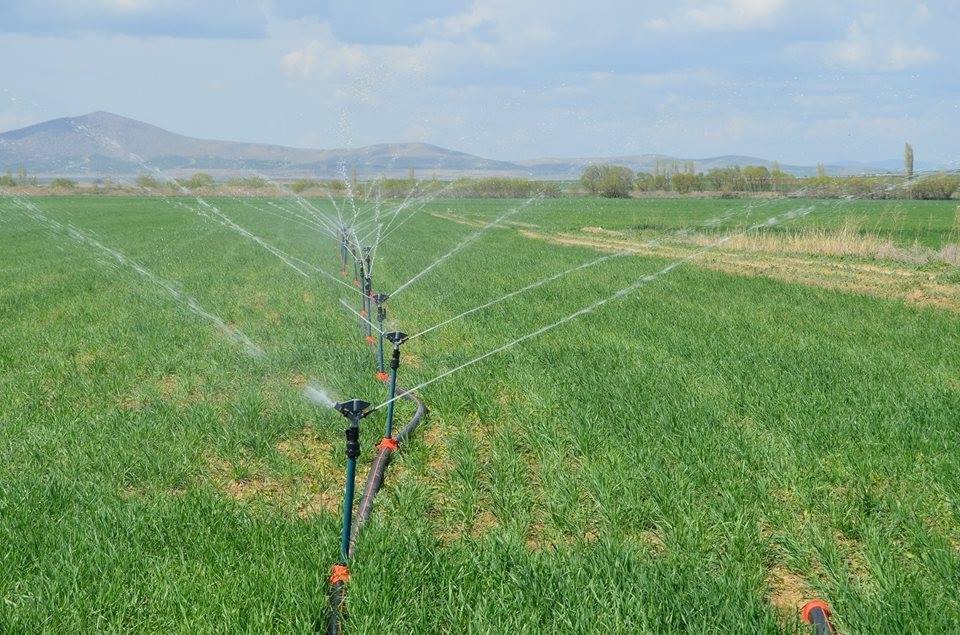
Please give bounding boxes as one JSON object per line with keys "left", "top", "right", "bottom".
{"left": 1, "top": 195, "right": 958, "bottom": 631}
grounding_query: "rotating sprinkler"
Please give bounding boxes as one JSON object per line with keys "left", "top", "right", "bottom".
{"left": 327, "top": 398, "right": 371, "bottom": 634}
{"left": 372, "top": 292, "right": 390, "bottom": 379}
{"left": 382, "top": 331, "right": 408, "bottom": 440}
{"left": 801, "top": 600, "right": 836, "bottom": 635}
{"left": 332, "top": 399, "right": 371, "bottom": 563}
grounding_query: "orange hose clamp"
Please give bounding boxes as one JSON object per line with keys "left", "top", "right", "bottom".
{"left": 801, "top": 599, "right": 834, "bottom": 634}
{"left": 366, "top": 335, "right": 377, "bottom": 345}
{"left": 329, "top": 564, "right": 350, "bottom": 585}
{"left": 375, "top": 372, "right": 389, "bottom": 382}
{"left": 376, "top": 437, "right": 399, "bottom": 452}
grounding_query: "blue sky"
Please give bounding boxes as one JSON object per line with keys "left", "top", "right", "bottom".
{"left": 1, "top": 0, "right": 957, "bottom": 165}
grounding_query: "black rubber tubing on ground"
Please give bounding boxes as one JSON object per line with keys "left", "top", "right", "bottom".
{"left": 350, "top": 383, "right": 427, "bottom": 556}
{"left": 326, "top": 581, "right": 347, "bottom": 635}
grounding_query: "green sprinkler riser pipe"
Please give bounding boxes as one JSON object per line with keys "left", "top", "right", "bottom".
{"left": 340, "top": 425, "right": 360, "bottom": 563}
{"left": 373, "top": 297, "right": 388, "bottom": 373}
{"left": 384, "top": 347, "right": 400, "bottom": 438}
{"left": 377, "top": 330, "right": 385, "bottom": 373}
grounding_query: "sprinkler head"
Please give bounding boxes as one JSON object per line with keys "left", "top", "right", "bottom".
{"left": 334, "top": 399, "right": 371, "bottom": 424}
{"left": 372, "top": 292, "right": 389, "bottom": 306}
{"left": 384, "top": 331, "right": 408, "bottom": 347}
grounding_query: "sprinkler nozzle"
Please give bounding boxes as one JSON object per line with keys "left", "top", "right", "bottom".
{"left": 384, "top": 331, "right": 408, "bottom": 347}
{"left": 334, "top": 399, "right": 371, "bottom": 424}
{"left": 372, "top": 292, "right": 389, "bottom": 305}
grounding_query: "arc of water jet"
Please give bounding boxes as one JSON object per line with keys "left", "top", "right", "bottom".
{"left": 405, "top": 191, "right": 803, "bottom": 341}
{"left": 388, "top": 194, "right": 544, "bottom": 299}
{"left": 239, "top": 199, "right": 332, "bottom": 234}
{"left": 372, "top": 203, "right": 820, "bottom": 412}
{"left": 338, "top": 298, "right": 383, "bottom": 334}
{"left": 10, "top": 197, "right": 264, "bottom": 358}
{"left": 265, "top": 198, "right": 340, "bottom": 237}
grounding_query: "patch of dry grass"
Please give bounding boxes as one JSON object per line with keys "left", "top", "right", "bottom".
{"left": 204, "top": 427, "right": 340, "bottom": 518}
{"left": 518, "top": 226, "right": 960, "bottom": 312}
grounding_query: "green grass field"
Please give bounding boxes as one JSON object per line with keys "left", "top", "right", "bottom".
{"left": 1, "top": 195, "right": 959, "bottom": 632}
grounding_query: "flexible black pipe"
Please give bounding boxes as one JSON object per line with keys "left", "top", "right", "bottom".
{"left": 350, "top": 385, "right": 427, "bottom": 557}
{"left": 326, "top": 578, "right": 347, "bottom": 635}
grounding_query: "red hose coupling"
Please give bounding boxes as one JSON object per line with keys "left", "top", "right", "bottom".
{"left": 375, "top": 371, "right": 389, "bottom": 382}
{"left": 801, "top": 600, "right": 835, "bottom": 634}
{"left": 365, "top": 335, "right": 377, "bottom": 344}
{"left": 376, "top": 437, "right": 399, "bottom": 451}
{"left": 329, "top": 564, "right": 350, "bottom": 585}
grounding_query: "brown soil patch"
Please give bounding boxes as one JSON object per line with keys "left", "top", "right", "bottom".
{"left": 431, "top": 211, "right": 488, "bottom": 229}
{"left": 835, "top": 534, "right": 872, "bottom": 584}
{"left": 289, "top": 372, "right": 308, "bottom": 389}
{"left": 637, "top": 529, "right": 665, "bottom": 555}
{"left": 159, "top": 375, "right": 178, "bottom": 400}
{"left": 75, "top": 350, "right": 97, "bottom": 370}
{"left": 205, "top": 427, "right": 339, "bottom": 518}
{"left": 119, "top": 396, "right": 142, "bottom": 412}
{"left": 431, "top": 211, "right": 536, "bottom": 232}
{"left": 766, "top": 565, "right": 815, "bottom": 616}
{"left": 582, "top": 226, "right": 627, "bottom": 238}
{"left": 423, "top": 423, "right": 449, "bottom": 473}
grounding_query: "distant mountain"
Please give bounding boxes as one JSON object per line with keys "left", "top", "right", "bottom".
{"left": 0, "top": 111, "right": 522, "bottom": 179}
{"left": 0, "top": 111, "right": 940, "bottom": 180}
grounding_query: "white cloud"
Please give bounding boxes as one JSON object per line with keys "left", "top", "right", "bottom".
{"left": 647, "top": 0, "right": 786, "bottom": 32}
{"left": 280, "top": 31, "right": 372, "bottom": 79}
{"left": 885, "top": 44, "right": 938, "bottom": 70}
{"left": 817, "top": 20, "right": 939, "bottom": 71}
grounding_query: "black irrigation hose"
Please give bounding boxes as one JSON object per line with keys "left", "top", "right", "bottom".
{"left": 351, "top": 385, "right": 427, "bottom": 555}
{"left": 326, "top": 581, "right": 347, "bottom": 634}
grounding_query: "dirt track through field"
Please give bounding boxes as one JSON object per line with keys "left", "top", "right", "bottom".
{"left": 525, "top": 228, "right": 960, "bottom": 312}
{"left": 431, "top": 211, "right": 960, "bottom": 312}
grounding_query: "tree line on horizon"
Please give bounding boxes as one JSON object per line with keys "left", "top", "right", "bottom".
{"left": 580, "top": 149, "right": 959, "bottom": 200}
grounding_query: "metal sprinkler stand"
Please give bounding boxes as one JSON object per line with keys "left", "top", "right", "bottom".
{"left": 382, "top": 331, "right": 408, "bottom": 439}
{"left": 372, "top": 293, "right": 390, "bottom": 379}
